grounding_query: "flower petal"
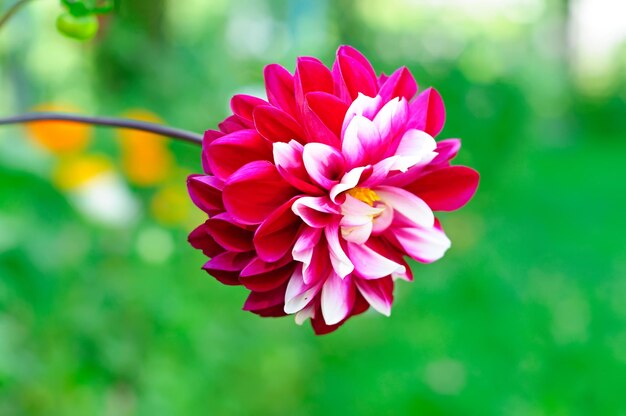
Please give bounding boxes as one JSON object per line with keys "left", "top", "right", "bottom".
{"left": 223, "top": 161, "right": 298, "bottom": 225}
{"left": 294, "top": 303, "right": 315, "bottom": 325}
{"left": 389, "top": 221, "right": 451, "bottom": 263}
{"left": 219, "top": 115, "right": 248, "bottom": 132}
{"left": 347, "top": 241, "right": 406, "bottom": 280}
{"left": 294, "top": 57, "right": 334, "bottom": 111}
{"left": 336, "top": 45, "right": 378, "bottom": 100}
{"left": 372, "top": 97, "right": 408, "bottom": 147}
{"left": 254, "top": 197, "right": 301, "bottom": 262}
{"left": 342, "top": 115, "right": 381, "bottom": 168}
{"left": 355, "top": 276, "right": 394, "bottom": 316}
{"left": 240, "top": 257, "right": 295, "bottom": 292}
{"left": 188, "top": 222, "right": 223, "bottom": 257}
{"left": 202, "top": 129, "right": 223, "bottom": 174}
{"left": 203, "top": 251, "right": 255, "bottom": 286}
{"left": 310, "top": 291, "right": 369, "bottom": 335}
{"left": 341, "top": 94, "right": 383, "bottom": 137}
{"left": 386, "top": 129, "right": 438, "bottom": 173}
{"left": 431, "top": 138, "right": 461, "bottom": 167}
{"left": 405, "top": 166, "right": 479, "bottom": 211}
{"left": 329, "top": 165, "right": 372, "bottom": 203}
{"left": 264, "top": 64, "right": 298, "bottom": 117}
{"left": 408, "top": 87, "right": 446, "bottom": 137}
{"left": 341, "top": 221, "right": 373, "bottom": 244}
{"left": 292, "top": 226, "right": 323, "bottom": 265}
{"left": 375, "top": 186, "right": 434, "bottom": 227}
{"left": 305, "top": 92, "right": 349, "bottom": 139}
{"left": 243, "top": 282, "right": 288, "bottom": 316}
{"left": 206, "top": 130, "right": 273, "bottom": 181}
{"left": 292, "top": 196, "right": 340, "bottom": 228}
{"left": 206, "top": 213, "right": 255, "bottom": 253}
{"left": 253, "top": 105, "right": 305, "bottom": 143}
{"left": 302, "top": 143, "right": 346, "bottom": 189}
{"left": 273, "top": 141, "right": 324, "bottom": 195}
{"left": 321, "top": 272, "right": 356, "bottom": 325}
{"left": 284, "top": 265, "right": 324, "bottom": 314}
{"left": 302, "top": 237, "right": 332, "bottom": 285}
{"left": 378, "top": 66, "right": 418, "bottom": 102}
{"left": 231, "top": 94, "right": 268, "bottom": 123}
{"left": 187, "top": 174, "right": 224, "bottom": 214}
{"left": 325, "top": 221, "right": 355, "bottom": 278}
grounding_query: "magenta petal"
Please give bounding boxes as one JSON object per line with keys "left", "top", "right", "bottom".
{"left": 243, "top": 282, "right": 288, "bottom": 314}
{"left": 203, "top": 251, "right": 255, "bottom": 285}
{"left": 342, "top": 115, "right": 381, "bottom": 168}
{"left": 302, "top": 238, "right": 332, "bottom": 285}
{"left": 240, "top": 257, "right": 295, "bottom": 292}
{"left": 188, "top": 222, "right": 223, "bottom": 257}
{"left": 324, "top": 221, "right": 355, "bottom": 278}
{"left": 386, "top": 129, "right": 438, "bottom": 173}
{"left": 230, "top": 94, "right": 269, "bottom": 123}
{"left": 430, "top": 139, "right": 461, "bottom": 167}
{"left": 372, "top": 97, "right": 409, "bottom": 147}
{"left": 378, "top": 66, "right": 418, "bottom": 102}
{"left": 347, "top": 241, "right": 405, "bottom": 280}
{"left": 206, "top": 130, "right": 273, "bottom": 181}
{"left": 300, "top": 95, "right": 342, "bottom": 147}
{"left": 206, "top": 213, "right": 255, "bottom": 252}
{"left": 253, "top": 105, "right": 305, "bottom": 143}
{"left": 405, "top": 166, "right": 479, "bottom": 211}
{"left": 376, "top": 186, "right": 434, "bottom": 228}
{"left": 329, "top": 165, "right": 373, "bottom": 203}
{"left": 305, "top": 92, "right": 349, "bottom": 140}
{"left": 202, "top": 130, "right": 223, "bottom": 174}
{"left": 408, "top": 87, "right": 446, "bottom": 137}
{"left": 292, "top": 226, "right": 323, "bottom": 264}
{"left": 223, "top": 161, "right": 298, "bottom": 225}
{"left": 187, "top": 174, "right": 224, "bottom": 214}
{"left": 302, "top": 143, "right": 346, "bottom": 189}
{"left": 284, "top": 265, "right": 324, "bottom": 314}
{"left": 342, "top": 94, "right": 383, "bottom": 137}
{"left": 273, "top": 141, "right": 324, "bottom": 195}
{"left": 336, "top": 45, "right": 378, "bottom": 100}
{"left": 218, "top": 115, "right": 248, "bottom": 133}
{"left": 264, "top": 64, "right": 298, "bottom": 117}
{"left": 294, "top": 57, "right": 334, "bottom": 110}
{"left": 292, "top": 196, "right": 339, "bottom": 228}
{"left": 321, "top": 272, "right": 355, "bottom": 325}
{"left": 389, "top": 222, "right": 451, "bottom": 263}
{"left": 355, "top": 276, "right": 394, "bottom": 316}
{"left": 254, "top": 197, "right": 301, "bottom": 262}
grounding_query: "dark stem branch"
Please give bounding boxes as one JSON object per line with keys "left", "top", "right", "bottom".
{"left": 0, "top": 112, "right": 203, "bottom": 146}
{"left": 0, "top": 0, "right": 34, "bottom": 30}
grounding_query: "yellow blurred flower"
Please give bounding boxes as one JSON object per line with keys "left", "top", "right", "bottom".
{"left": 118, "top": 109, "right": 173, "bottom": 187}
{"left": 25, "top": 104, "right": 91, "bottom": 155}
{"left": 52, "top": 154, "right": 139, "bottom": 226}
{"left": 52, "top": 154, "right": 112, "bottom": 191}
{"left": 150, "top": 184, "right": 190, "bottom": 226}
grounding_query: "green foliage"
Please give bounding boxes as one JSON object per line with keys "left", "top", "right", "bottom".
{"left": 56, "top": 0, "right": 113, "bottom": 40}
{"left": 56, "top": 12, "right": 98, "bottom": 40}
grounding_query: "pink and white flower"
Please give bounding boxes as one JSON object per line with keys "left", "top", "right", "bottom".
{"left": 188, "top": 46, "right": 479, "bottom": 334}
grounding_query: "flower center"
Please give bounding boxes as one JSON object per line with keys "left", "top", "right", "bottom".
{"left": 347, "top": 187, "right": 380, "bottom": 206}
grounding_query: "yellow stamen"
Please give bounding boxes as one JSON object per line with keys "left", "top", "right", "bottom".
{"left": 347, "top": 187, "right": 380, "bottom": 206}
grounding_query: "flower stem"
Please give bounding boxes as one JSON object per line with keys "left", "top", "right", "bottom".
{"left": 0, "top": 112, "right": 203, "bottom": 145}
{"left": 0, "top": 0, "right": 35, "bottom": 30}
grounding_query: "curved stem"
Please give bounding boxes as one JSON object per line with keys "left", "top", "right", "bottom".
{"left": 0, "top": 112, "right": 203, "bottom": 146}
{"left": 0, "top": 0, "right": 34, "bottom": 30}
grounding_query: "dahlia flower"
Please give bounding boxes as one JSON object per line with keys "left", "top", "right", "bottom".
{"left": 188, "top": 46, "right": 479, "bottom": 334}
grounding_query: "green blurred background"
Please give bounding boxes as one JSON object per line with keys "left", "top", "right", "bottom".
{"left": 1, "top": 0, "right": 626, "bottom": 414}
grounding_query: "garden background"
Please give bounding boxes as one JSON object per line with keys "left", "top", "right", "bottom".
{"left": 1, "top": 0, "right": 626, "bottom": 414}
